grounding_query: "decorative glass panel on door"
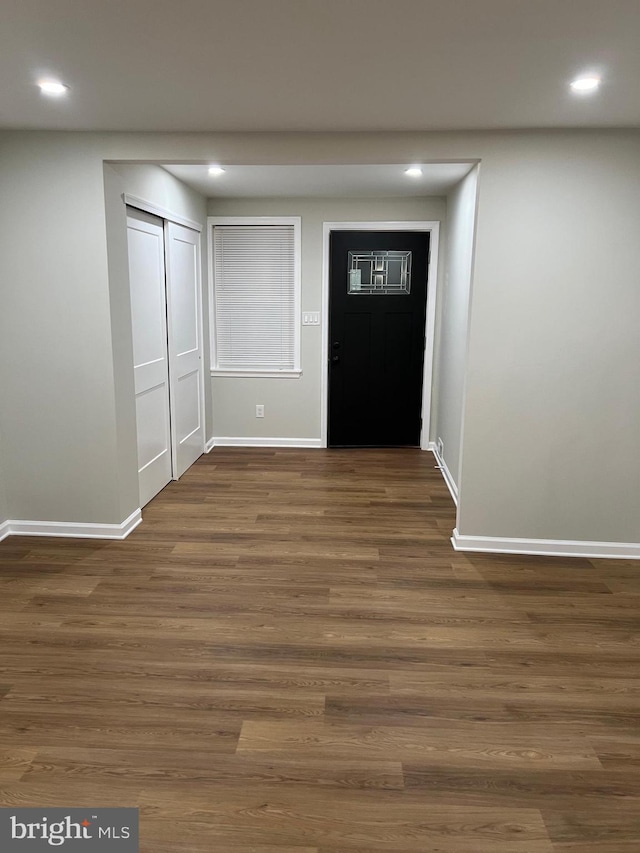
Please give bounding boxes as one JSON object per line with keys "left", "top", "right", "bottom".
{"left": 348, "top": 250, "right": 412, "bottom": 294}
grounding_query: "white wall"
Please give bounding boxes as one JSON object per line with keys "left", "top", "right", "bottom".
{"left": 102, "top": 165, "right": 144, "bottom": 524}
{"left": 207, "top": 196, "right": 446, "bottom": 440}
{"left": 432, "top": 166, "right": 479, "bottom": 488}
{"left": 111, "top": 163, "right": 208, "bottom": 222}
{"left": 0, "top": 438, "right": 8, "bottom": 533}
{"left": 0, "top": 134, "right": 123, "bottom": 524}
{"left": 457, "top": 134, "right": 640, "bottom": 543}
{"left": 0, "top": 130, "right": 638, "bottom": 551}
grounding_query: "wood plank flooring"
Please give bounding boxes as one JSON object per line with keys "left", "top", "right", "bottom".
{"left": 0, "top": 447, "right": 639, "bottom": 852}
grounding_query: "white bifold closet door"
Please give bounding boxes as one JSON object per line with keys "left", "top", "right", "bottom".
{"left": 165, "top": 222, "right": 205, "bottom": 478}
{"left": 126, "top": 209, "right": 204, "bottom": 509}
{"left": 127, "top": 210, "right": 173, "bottom": 507}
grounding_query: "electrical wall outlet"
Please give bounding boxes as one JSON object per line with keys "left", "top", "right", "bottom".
{"left": 436, "top": 437, "right": 444, "bottom": 458}
{"left": 255, "top": 404, "right": 264, "bottom": 418}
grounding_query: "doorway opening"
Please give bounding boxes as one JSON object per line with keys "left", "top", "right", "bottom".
{"left": 105, "top": 160, "right": 478, "bottom": 529}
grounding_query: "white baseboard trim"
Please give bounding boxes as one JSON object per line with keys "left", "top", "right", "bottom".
{"left": 205, "top": 437, "right": 215, "bottom": 453}
{"left": 0, "top": 509, "right": 143, "bottom": 542}
{"left": 452, "top": 528, "right": 640, "bottom": 560}
{"left": 0, "top": 520, "right": 10, "bottom": 543}
{"left": 212, "top": 436, "right": 323, "bottom": 448}
{"left": 428, "top": 442, "right": 459, "bottom": 506}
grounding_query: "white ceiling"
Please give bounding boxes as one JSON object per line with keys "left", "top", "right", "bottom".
{"left": 1, "top": 0, "right": 640, "bottom": 132}
{"left": 163, "top": 163, "right": 474, "bottom": 198}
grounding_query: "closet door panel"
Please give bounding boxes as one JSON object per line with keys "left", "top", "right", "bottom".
{"left": 126, "top": 209, "right": 172, "bottom": 507}
{"left": 166, "top": 222, "right": 205, "bottom": 477}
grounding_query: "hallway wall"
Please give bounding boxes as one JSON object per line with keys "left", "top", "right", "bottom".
{"left": 432, "top": 165, "right": 479, "bottom": 491}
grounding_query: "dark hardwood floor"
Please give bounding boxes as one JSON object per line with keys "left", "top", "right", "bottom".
{"left": 0, "top": 448, "right": 639, "bottom": 852}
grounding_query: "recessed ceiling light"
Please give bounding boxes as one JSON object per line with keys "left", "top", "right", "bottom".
{"left": 405, "top": 167, "right": 423, "bottom": 177}
{"left": 570, "top": 75, "right": 600, "bottom": 93}
{"left": 38, "top": 80, "right": 69, "bottom": 96}
{"left": 208, "top": 166, "right": 225, "bottom": 176}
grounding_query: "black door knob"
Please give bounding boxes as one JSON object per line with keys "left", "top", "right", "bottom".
{"left": 332, "top": 355, "right": 340, "bottom": 363}
{"left": 332, "top": 341, "right": 341, "bottom": 349}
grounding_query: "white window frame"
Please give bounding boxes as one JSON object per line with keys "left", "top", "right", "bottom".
{"left": 208, "top": 216, "right": 302, "bottom": 378}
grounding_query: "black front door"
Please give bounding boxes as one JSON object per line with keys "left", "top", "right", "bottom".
{"left": 328, "top": 230, "right": 429, "bottom": 447}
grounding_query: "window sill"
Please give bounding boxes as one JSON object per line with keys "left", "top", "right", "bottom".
{"left": 211, "top": 369, "right": 303, "bottom": 379}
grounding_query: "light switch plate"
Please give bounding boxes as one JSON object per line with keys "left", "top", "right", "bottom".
{"left": 302, "top": 311, "right": 320, "bottom": 326}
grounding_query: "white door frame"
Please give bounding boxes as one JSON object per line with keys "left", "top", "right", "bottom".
{"left": 123, "top": 193, "right": 205, "bottom": 482}
{"left": 321, "top": 220, "right": 440, "bottom": 450}
{"left": 123, "top": 193, "right": 203, "bottom": 233}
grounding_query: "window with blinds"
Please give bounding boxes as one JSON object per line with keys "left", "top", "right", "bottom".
{"left": 211, "top": 221, "right": 301, "bottom": 374}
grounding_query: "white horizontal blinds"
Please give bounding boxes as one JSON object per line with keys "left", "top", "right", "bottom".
{"left": 214, "top": 226, "right": 296, "bottom": 370}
